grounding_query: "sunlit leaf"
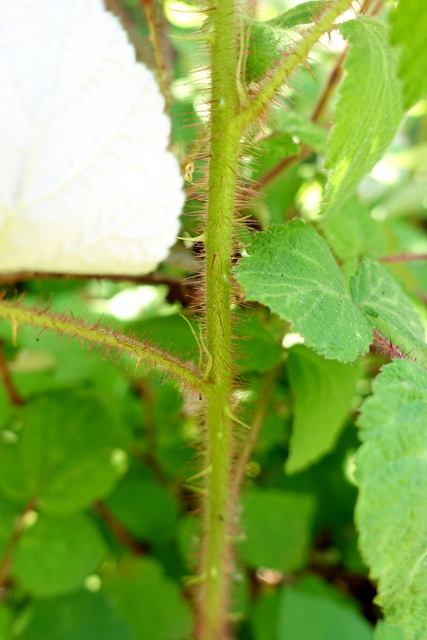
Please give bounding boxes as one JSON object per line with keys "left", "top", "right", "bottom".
{"left": 374, "top": 621, "right": 405, "bottom": 640}
{"left": 351, "top": 259, "right": 426, "bottom": 347}
{"left": 390, "top": 0, "right": 427, "bottom": 109}
{"left": 356, "top": 360, "right": 427, "bottom": 637}
{"left": 323, "top": 18, "right": 403, "bottom": 217}
{"left": 266, "top": 1, "right": 328, "bottom": 29}
{"left": 235, "top": 221, "right": 373, "bottom": 362}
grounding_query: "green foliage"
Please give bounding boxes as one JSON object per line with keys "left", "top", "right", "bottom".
{"left": 1, "top": 1, "right": 427, "bottom": 638}
{"left": 22, "top": 591, "right": 134, "bottom": 640}
{"left": 265, "top": 1, "right": 328, "bottom": 30}
{"left": 102, "top": 557, "right": 194, "bottom": 640}
{"left": 324, "top": 18, "right": 403, "bottom": 217}
{"left": 0, "top": 391, "right": 124, "bottom": 513}
{"left": 235, "top": 221, "right": 373, "bottom": 362}
{"left": 13, "top": 513, "right": 106, "bottom": 597}
{"left": 286, "top": 345, "right": 361, "bottom": 474}
{"left": 375, "top": 621, "right": 406, "bottom": 640}
{"left": 105, "top": 472, "right": 178, "bottom": 544}
{"left": 351, "top": 259, "right": 426, "bottom": 348}
{"left": 391, "top": 0, "right": 427, "bottom": 109}
{"left": 321, "top": 197, "right": 386, "bottom": 263}
{"left": 277, "top": 582, "right": 374, "bottom": 640}
{"left": 239, "top": 489, "right": 314, "bottom": 572}
{"left": 274, "top": 110, "right": 327, "bottom": 153}
{"left": 356, "top": 360, "right": 427, "bottom": 638}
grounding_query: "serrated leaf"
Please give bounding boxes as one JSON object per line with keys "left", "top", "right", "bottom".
{"left": 278, "top": 584, "right": 374, "bottom": 640}
{"left": 374, "top": 621, "right": 405, "bottom": 640}
{"left": 102, "top": 557, "right": 193, "bottom": 640}
{"left": 0, "top": 0, "right": 183, "bottom": 274}
{"left": 274, "top": 110, "right": 327, "bottom": 153}
{"left": 390, "top": 0, "right": 427, "bottom": 109}
{"left": 0, "top": 391, "right": 124, "bottom": 513}
{"left": 239, "top": 489, "right": 315, "bottom": 572}
{"left": 355, "top": 360, "right": 427, "bottom": 637}
{"left": 22, "top": 590, "right": 133, "bottom": 640}
{"left": 266, "top": 1, "right": 328, "bottom": 30}
{"left": 235, "top": 221, "right": 373, "bottom": 362}
{"left": 286, "top": 345, "right": 361, "bottom": 474}
{"left": 13, "top": 513, "right": 106, "bottom": 597}
{"left": 323, "top": 18, "right": 403, "bottom": 217}
{"left": 351, "top": 259, "right": 426, "bottom": 348}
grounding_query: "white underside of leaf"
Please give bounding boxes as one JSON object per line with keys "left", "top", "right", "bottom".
{"left": 0, "top": 0, "right": 184, "bottom": 274}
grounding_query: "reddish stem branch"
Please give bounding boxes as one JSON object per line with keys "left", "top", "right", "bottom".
{"left": 372, "top": 330, "right": 410, "bottom": 361}
{"left": 0, "top": 340, "right": 24, "bottom": 406}
{"left": 379, "top": 253, "right": 427, "bottom": 263}
{"left": 0, "top": 498, "right": 38, "bottom": 588}
{"left": 140, "top": 0, "right": 168, "bottom": 105}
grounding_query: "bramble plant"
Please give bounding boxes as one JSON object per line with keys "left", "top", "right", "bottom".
{"left": 0, "top": 0, "right": 427, "bottom": 639}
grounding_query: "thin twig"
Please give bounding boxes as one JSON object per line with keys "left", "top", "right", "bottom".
{"left": 379, "top": 254, "right": 427, "bottom": 263}
{"left": 140, "top": 0, "right": 168, "bottom": 105}
{"left": 232, "top": 364, "right": 282, "bottom": 496}
{"left": 0, "top": 498, "right": 38, "bottom": 588}
{"left": 0, "top": 340, "right": 24, "bottom": 406}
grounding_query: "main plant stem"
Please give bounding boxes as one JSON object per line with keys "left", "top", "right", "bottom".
{"left": 199, "top": 0, "right": 242, "bottom": 636}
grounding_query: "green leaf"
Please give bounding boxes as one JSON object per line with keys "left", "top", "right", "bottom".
{"left": 258, "top": 135, "right": 299, "bottom": 160}
{"left": 374, "top": 621, "right": 406, "bottom": 640}
{"left": 0, "top": 606, "right": 12, "bottom": 640}
{"left": 105, "top": 474, "right": 178, "bottom": 544}
{"left": 251, "top": 592, "right": 280, "bottom": 640}
{"left": 102, "top": 557, "right": 193, "bottom": 640}
{"left": 235, "top": 312, "right": 282, "bottom": 373}
{"left": 355, "top": 360, "right": 427, "bottom": 637}
{"left": 286, "top": 345, "right": 361, "bottom": 474}
{"left": 246, "top": 22, "right": 282, "bottom": 84}
{"left": 274, "top": 110, "right": 327, "bottom": 154}
{"left": 321, "top": 197, "right": 386, "bottom": 263}
{"left": 235, "top": 221, "right": 373, "bottom": 362}
{"left": 277, "top": 584, "right": 374, "bottom": 640}
{"left": 13, "top": 513, "right": 106, "bottom": 597}
{"left": 0, "top": 492, "right": 22, "bottom": 557}
{"left": 266, "top": 2, "right": 328, "bottom": 30}
{"left": 22, "top": 591, "right": 133, "bottom": 640}
{"left": 351, "top": 259, "right": 426, "bottom": 347}
{"left": 323, "top": 18, "right": 403, "bottom": 217}
{"left": 239, "top": 489, "right": 315, "bottom": 572}
{"left": 390, "top": 0, "right": 427, "bottom": 109}
{"left": 0, "top": 391, "right": 124, "bottom": 514}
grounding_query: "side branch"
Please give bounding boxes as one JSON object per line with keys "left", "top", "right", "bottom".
{"left": 237, "top": 0, "right": 354, "bottom": 129}
{"left": 0, "top": 299, "right": 209, "bottom": 395}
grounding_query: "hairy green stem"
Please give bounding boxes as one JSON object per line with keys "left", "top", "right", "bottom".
{"left": 237, "top": 0, "right": 354, "bottom": 129}
{"left": 198, "top": 1, "right": 354, "bottom": 638}
{"left": 198, "top": 0, "right": 242, "bottom": 637}
{"left": 0, "top": 299, "right": 208, "bottom": 394}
